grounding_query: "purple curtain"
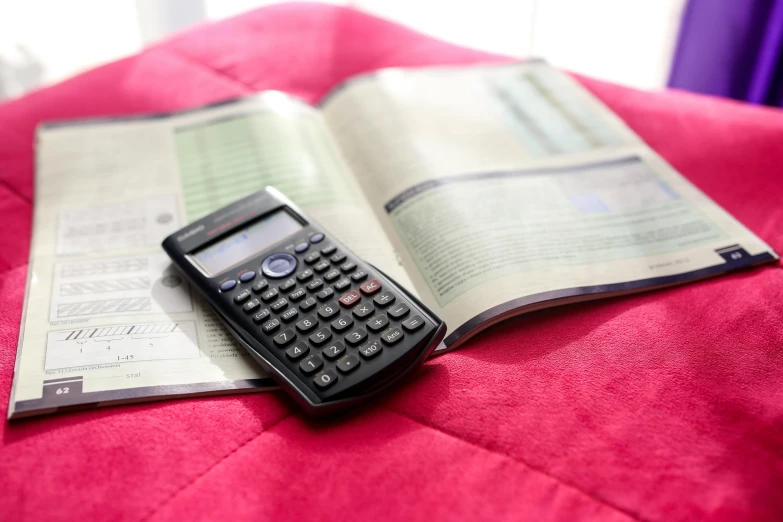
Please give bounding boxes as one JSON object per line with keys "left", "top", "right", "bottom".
{"left": 668, "top": 0, "right": 783, "bottom": 107}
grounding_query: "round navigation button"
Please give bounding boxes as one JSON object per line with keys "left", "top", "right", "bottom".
{"left": 294, "top": 242, "right": 309, "bottom": 253}
{"left": 239, "top": 271, "right": 256, "bottom": 283}
{"left": 261, "top": 253, "right": 297, "bottom": 279}
{"left": 310, "top": 233, "right": 324, "bottom": 243}
{"left": 220, "top": 280, "right": 237, "bottom": 292}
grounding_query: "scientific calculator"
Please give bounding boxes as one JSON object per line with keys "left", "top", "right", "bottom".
{"left": 162, "top": 188, "right": 446, "bottom": 416}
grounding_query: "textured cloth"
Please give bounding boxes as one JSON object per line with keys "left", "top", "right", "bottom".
{"left": 1, "top": 4, "right": 783, "bottom": 521}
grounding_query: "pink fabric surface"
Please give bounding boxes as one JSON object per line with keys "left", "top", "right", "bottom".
{"left": 2, "top": 4, "right": 783, "bottom": 521}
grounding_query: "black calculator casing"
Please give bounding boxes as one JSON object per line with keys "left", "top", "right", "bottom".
{"left": 162, "top": 188, "right": 446, "bottom": 417}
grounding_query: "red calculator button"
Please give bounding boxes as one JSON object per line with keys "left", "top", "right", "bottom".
{"left": 339, "top": 290, "right": 361, "bottom": 307}
{"left": 359, "top": 279, "right": 382, "bottom": 295}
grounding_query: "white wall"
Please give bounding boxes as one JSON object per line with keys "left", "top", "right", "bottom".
{"left": 0, "top": 0, "right": 686, "bottom": 100}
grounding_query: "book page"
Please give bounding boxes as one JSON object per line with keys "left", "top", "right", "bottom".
{"left": 321, "top": 62, "right": 778, "bottom": 349}
{"left": 9, "top": 92, "right": 407, "bottom": 418}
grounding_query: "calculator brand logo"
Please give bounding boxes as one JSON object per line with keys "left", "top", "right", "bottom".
{"left": 177, "top": 224, "right": 205, "bottom": 242}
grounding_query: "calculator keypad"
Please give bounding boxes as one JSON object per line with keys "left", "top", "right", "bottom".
{"left": 219, "top": 232, "right": 436, "bottom": 399}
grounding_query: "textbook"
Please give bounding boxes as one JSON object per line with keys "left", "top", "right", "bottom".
{"left": 8, "top": 61, "right": 777, "bottom": 418}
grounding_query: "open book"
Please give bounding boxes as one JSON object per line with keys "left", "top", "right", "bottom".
{"left": 9, "top": 61, "right": 777, "bottom": 418}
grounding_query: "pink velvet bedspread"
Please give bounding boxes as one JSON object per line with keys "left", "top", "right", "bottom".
{"left": 1, "top": 4, "right": 782, "bottom": 521}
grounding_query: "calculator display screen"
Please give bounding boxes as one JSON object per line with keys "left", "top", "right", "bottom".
{"left": 191, "top": 210, "right": 302, "bottom": 276}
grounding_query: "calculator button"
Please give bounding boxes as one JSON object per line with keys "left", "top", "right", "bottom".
{"left": 252, "top": 309, "right": 270, "bottom": 323}
{"left": 296, "top": 269, "right": 313, "bottom": 282}
{"left": 334, "top": 278, "right": 351, "bottom": 291}
{"left": 402, "top": 315, "right": 425, "bottom": 332}
{"left": 358, "top": 341, "right": 383, "bottom": 359}
{"left": 273, "top": 328, "right": 296, "bottom": 347}
{"left": 309, "top": 327, "right": 332, "bottom": 346}
{"left": 300, "top": 355, "right": 324, "bottom": 375}
{"left": 239, "top": 271, "right": 256, "bottom": 283}
{"left": 352, "top": 303, "right": 374, "bottom": 319}
{"left": 261, "top": 253, "right": 297, "bottom": 279}
{"left": 242, "top": 299, "right": 261, "bottom": 313}
{"left": 288, "top": 288, "right": 306, "bottom": 302}
{"left": 306, "top": 279, "right": 324, "bottom": 292}
{"left": 373, "top": 291, "right": 395, "bottom": 307}
{"left": 351, "top": 271, "right": 368, "bottom": 282}
{"left": 310, "top": 233, "right": 325, "bottom": 243}
{"left": 279, "top": 278, "right": 296, "bottom": 292}
{"left": 313, "top": 261, "right": 330, "bottom": 274}
{"left": 233, "top": 289, "right": 252, "bottom": 304}
{"left": 322, "top": 341, "right": 346, "bottom": 360}
{"left": 270, "top": 298, "right": 288, "bottom": 312}
{"left": 281, "top": 308, "right": 299, "bottom": 323}
{"left": 300, "top": 297, "right": 317, "bottom": 311}
{"left": 296, "top": 315, "right": 318, "bottom": 333}
{"left": 286, "top": 341, "right": 309, "bottom": 360}
{"left": 359, "top": 279, "right": 381, "bottom": 294}
{"left": 330, "top": 252, "right": 347, "bottom": 264}
{"left": 324, "top": 269, "right": 341, "bottom": 282}
{"left": 367, "top": 315, "right": 389, "bottom": 332}
{"left": 339, "top": 290, "right": 361, "bottom": 307}
{"left": 251, "top": 279, "right": 269, "bottom": 293}
{"left": 388, "top": 303, "right": 410, "bottom": 319}
{"left": 260, "top": 288, "right": 279, "bottom": 302}
{"left": 337, "top": 354, "right": 360, "bottom": 374}
{"left": 317, "top": 302, "right": 339, "bottom": 319}
{"left": 340, "top": 261, "right": 357, "bottom": 273}
{"left": 320, "top": 245, "right": 336, "bottom": 256}
{"left": 316, "top": 287, "right": 334, "bottom": 301}
{"left": 331, "top": 315, "right": 353, "bottom": 332}
{"left": 304, "top": 252, "right": 321, "bottom": 265}
{"left": 314, "top": 369, "right": 337, "bottom": 389}
{"left": 220, "top": 280, "right": 237, "bottom": 292}
{"left": 344, "top": 327, "right": 368, "bottom": 346}
{"left": 295, "top": 242, "right": 309, "bottom": 253}
{"left": 381, "top": 327, "right": 404, "bottom": 345}
{"left": 262, "top": 319, "right": 280, "bottom": 333}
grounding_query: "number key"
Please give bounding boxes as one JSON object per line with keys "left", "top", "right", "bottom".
{"left": 286, "top": 341, "right": 309, "bottom": 360}
{"left": 309, "top": 327, "right": 332, "bottom": 346}
{"left": 331, "top": 315, "right": 353, "bottom": 332}
{"left": 296, "top": 315, "right": 318, "bottom": 333}
{"left": 317, "top": 302, "right": 339, "bottom": 319}
{"left": 322, "top": 341, "right": 346, "bottom": 360}
{"left": 314, "top": 368, "right": 337, "bottom": 389}
{"left": 344, "top": 327, "right": 367, "bottom": 346}
{"left": 299, "top": 355, "right": 324, "bottom": 374}
{"left": 273, "top": 328, "right": 296, "bottom": 347}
